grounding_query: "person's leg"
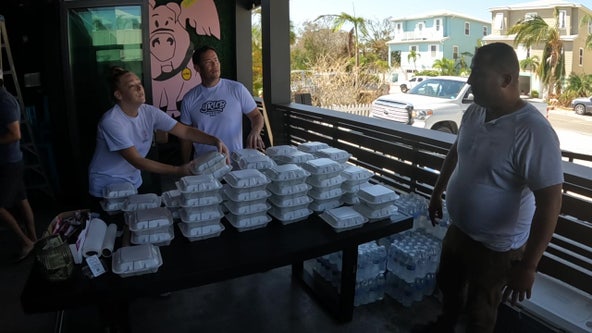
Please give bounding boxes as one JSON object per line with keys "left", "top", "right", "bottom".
{"left": 16, "top": 198, "right": 37, "bottom": 242}
{"left": 435, "top": 224, "right": 469, "bottom": 327}
{"left": 412, "top": 224, "right": 467, "bottom": 333}
{"left": 0, "top": 207, "right": 34, "bottom": 256}
{"left": 464, "top": 243, "right": 525, "bottom": 333}
{"left": 0, "top": 162, "right": 35, "bottom": 258}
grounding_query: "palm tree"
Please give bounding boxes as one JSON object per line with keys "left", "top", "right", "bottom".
{"left": 520, "top": 55, "right": 540, "bottom": 72}
{"left": 509, "top": 10, "right": 565, "bottom": 97}
{"left": 581, "top": 13, "right": 592, "bottom": 50}
{"left": 433, "top": 57, "right": 456, "bottom": 76}
{"left": 455, "top": 51, "right": 473, "bottom": 76}
{"left": 316, "top": 12, "right": 368, "bottom": 68}
{"left": 407, "top": 49, "right": 420, "bottom": 71}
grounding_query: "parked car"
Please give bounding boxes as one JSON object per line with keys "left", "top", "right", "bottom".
{"left": 571, "top": 96, "right": 592, "bottom": 115}
{"left": 370, "top": 76, "right": 548, "bottom": 134}
{"left": 399, "top": 76, "right": 430, "bottom": 93}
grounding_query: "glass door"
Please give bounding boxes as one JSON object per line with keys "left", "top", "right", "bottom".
{"left": 61, "top": 1, "right": 147, "bottom": 196}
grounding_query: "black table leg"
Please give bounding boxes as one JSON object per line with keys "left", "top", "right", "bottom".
{"left": 99, "top": 300, "right": 131, "bottom": 333}
{"left": 338, "top": 245, "right": 358, "bottom": 322}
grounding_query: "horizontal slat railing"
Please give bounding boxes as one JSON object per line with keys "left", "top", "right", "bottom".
{"left": 269, "top": 102, "right": 592, "bottom": 297}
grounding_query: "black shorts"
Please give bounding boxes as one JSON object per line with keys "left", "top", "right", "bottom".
{"left": 0, "top": 161, "right": 27, "bottom": 208}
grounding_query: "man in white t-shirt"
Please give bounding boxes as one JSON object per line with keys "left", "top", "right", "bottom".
{"left": 180, "top": 46, "right": 264, "bottom": 162}
{"left": 413, "top": 43, "right": 564, "bottom": 333}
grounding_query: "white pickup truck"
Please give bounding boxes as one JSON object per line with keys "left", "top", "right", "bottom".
{"left": 370, "top": 76, "right": 548, "bottom": 134}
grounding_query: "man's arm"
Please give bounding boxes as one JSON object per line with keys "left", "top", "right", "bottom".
{"left": 503, "top": 183, "right": 563, "bottom": 305}
{"left": 245, "top": 108, "right": 265, "bottom": 150}
{"left": 119, "top": 146, "right": 190, "bottom": 176}
{"left": 428, "top": 141, "right": 458, "bottom": 225}
{"left": 0, "top": 120, "right": 21, "bottom": 144}
{"left": 169, "top": 123, "right": 229, "bottom": 162}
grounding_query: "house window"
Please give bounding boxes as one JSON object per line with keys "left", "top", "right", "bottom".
{"left": 579, "top": 48, "right": 584, "bottom": 66}
{"left": 417, "top": 22, "right": 424, "bottom": 31}
{"left": 410, "top": 45, "right": 418, "bottom": 52}
{"left": 396, "top": 23, "right": 402, "bottom": 31}
{"left": 453, "top": 46, "right": 459, "bottom": 59}
{"left": 558, "top": 10, "right": 566, "bottom": 29}
{"left": 430, "top": 44, "right": 437, "bottom": 57}
{"left": 483, "top": 26, "right": 488, "bottom": 36}
{"left": 435, "top": 19, "right": 441, "bottom": 31}
{"left": 494, "top": 13, "right": 504, "bottom": 30}
{"left": 465, "top": 22, "right": 470, "bottom": 35}
{"left": 525, "top": 12, "right": 537, "bottom": 21}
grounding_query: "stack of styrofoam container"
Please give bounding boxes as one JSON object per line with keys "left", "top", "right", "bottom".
{"left": 231, "top": 148, "right": 275, "bottom": 171}
{"left": 340, "top": 165, "right": 373, "bottom": 205}
{"left": 312, "top": 240, "right": 388, "bottom": 306}
{"left": 222, "top": 169, "right": 272, "bottom": 231}
{"left": 354, "top": 184, "right": 399, "bottom": 222}
{"left": 176, "top": 175, "right": 225, "bottom": 241}
{"left": 264, "top": 163, "right": 313, "bottom": 224}
{"left": 190, "top": 151, "right": 232, "bottom": 180}
{"left": 100, "top": 182, "right": 137, "bottom": 213}
{"left": 302, "top": 158, "right": 345, "bottom": 212}
{"left": 125, "top": 207, "right": 175, "bottom": 246}
{"left": 121, "top": 193, "right": 162, "bottom": 212}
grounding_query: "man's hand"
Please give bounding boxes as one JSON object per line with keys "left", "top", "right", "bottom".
{"left": 246, "top": 132, "right": 265, "bottom": 151}
{"left": 428, "top": 196, "right": 443, "bottom": 226}
{"left": 502, "top": 261, "right": 535, "bottom": 306}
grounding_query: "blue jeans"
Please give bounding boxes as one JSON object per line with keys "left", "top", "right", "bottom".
{"left": 437, "top": 224, "right": 525, "bottom": 333}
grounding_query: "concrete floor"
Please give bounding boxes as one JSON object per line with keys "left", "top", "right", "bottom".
{"left": 0, "top": 194, "right": 443, "bottom": 333}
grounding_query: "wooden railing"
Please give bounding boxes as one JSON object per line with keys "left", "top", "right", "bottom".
{"left": 266, "top": 102, "right": 592, "bottom": 298}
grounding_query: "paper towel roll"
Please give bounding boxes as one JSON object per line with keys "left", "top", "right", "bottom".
{"left": 82, "top": 218, "right": 107, "bottom": 258}
{"left": 101, "top": 224, "right": 118, "bottom": 258}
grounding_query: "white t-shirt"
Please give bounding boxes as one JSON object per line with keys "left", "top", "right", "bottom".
{"left": 446, "top": 102, "right": 564, "bottom": 251}
{"left": 180, "top": 78, "right": 257, "bottom": 157}
{"left": 88, "top": 104, "right": 177, "bottom": 197}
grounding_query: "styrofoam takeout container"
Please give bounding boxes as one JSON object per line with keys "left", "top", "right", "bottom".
{"left": 112, "top": 244, "right": 163, "bottom": 278}
{"left": 357, "top": 184, "right": 400, "bottom": 207}
{"left": 130, "top": 224, "right": 175, "bottom": 246}
{"left": 161, "top": 189, "right": 182, "bottom": 207}
{"left": 191, "top": 151, "right": 227, "bottom": 175}
{"left": 237, "top": 154, "right": 276, "bottom": 170}
{"left": 268, "top": 206, "right": 312, "bottom": 225}
{"left": 125, "top": 207, "right": 173, "bottom": 232}
{"left": 121, "top": 193, "right": 161, "bottom": 212}
{"left": 180, "top": 191, "right": 223, "bottom": 207}
{"left": 176, "top": 174, "right": 223, "bottom": 193}
{"left": 223, "top": 199, "right": 270, "bottom": 215}
{"left": 302, "top": 158, "right": 344, "bottom": 176}
{"left": 180, "top": 206, "right": 224, "bottom": 224}
{"left": 225, "top": 212, "right": 272, "bottom": 231}
{"left": 314, "top": 147, "right": 352, "bottom": 163}
{"left": 267, "top": 182, "right": 311, "bottom": 196}
{"left": 102, "top": 182, "right": 137, "bottom": 199}
{"left": 272, "top": 150, "right": 315, "bottom": 165}
{"left": 264, "top": 145, "right": 297, "bottom": 157}
{"left": 222, "top": 184, "right": 270, "bottom": 202}
{"left": 263, "top": 163, "right": 310, "bottom": 182}
{"left": 223, "top": 169, "right": 270, "bottom": 188}
{"left": 178, "top": 222, "right": 225, "bottom": 241}
{"left": 354, "top": 202, "right": 399, "bottom": 222}
{"left": 231, "top": 148, "right": 265, "bottom": 162}
{"left": 297, "top": 141, "right": 329, "bottom": 153}
{"left": 341, "top": 165, "right": 373, "bottom": 182}
{"left": 320, "top": 206, "right": 368, "bottom": 232}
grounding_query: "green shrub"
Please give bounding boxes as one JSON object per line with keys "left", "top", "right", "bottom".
{"left": 530, "top": 90, "right": 539, "bottom": 98}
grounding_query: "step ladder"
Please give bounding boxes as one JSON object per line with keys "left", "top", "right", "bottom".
{"left": 0, "top": 15, "right": 54, "bottom": 200}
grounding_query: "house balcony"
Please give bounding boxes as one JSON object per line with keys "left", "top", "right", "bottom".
{"left": 392, "top": 29, "right": 444, "bottom": 42}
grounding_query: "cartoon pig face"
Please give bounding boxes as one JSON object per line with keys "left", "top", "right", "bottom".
{"left": 150, "top": 2, "right": 191, "bottom": 81}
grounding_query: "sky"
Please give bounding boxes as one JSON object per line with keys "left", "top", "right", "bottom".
{"left": 289, "top": 0, "right": 592, "bottom": 28}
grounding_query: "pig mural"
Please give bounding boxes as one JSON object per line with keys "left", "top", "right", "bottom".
{"left": 149, "top": 0, "right": 220, "bottom": 117}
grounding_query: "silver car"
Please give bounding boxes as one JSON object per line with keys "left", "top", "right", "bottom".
{"left": 571, "top": 96, "right": 592, "bottom": 115}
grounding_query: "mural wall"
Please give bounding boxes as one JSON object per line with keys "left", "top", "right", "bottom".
{"left": 149, "top": 0, "right": 221, "bottom": 118}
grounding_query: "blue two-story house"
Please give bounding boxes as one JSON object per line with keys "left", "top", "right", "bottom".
{"left": 387, "top": 10, "right": 491, "bottom": 81}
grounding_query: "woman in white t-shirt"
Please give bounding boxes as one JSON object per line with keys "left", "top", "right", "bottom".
{"left": 88, "top": 66, "right": 229, "bottom": 199}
